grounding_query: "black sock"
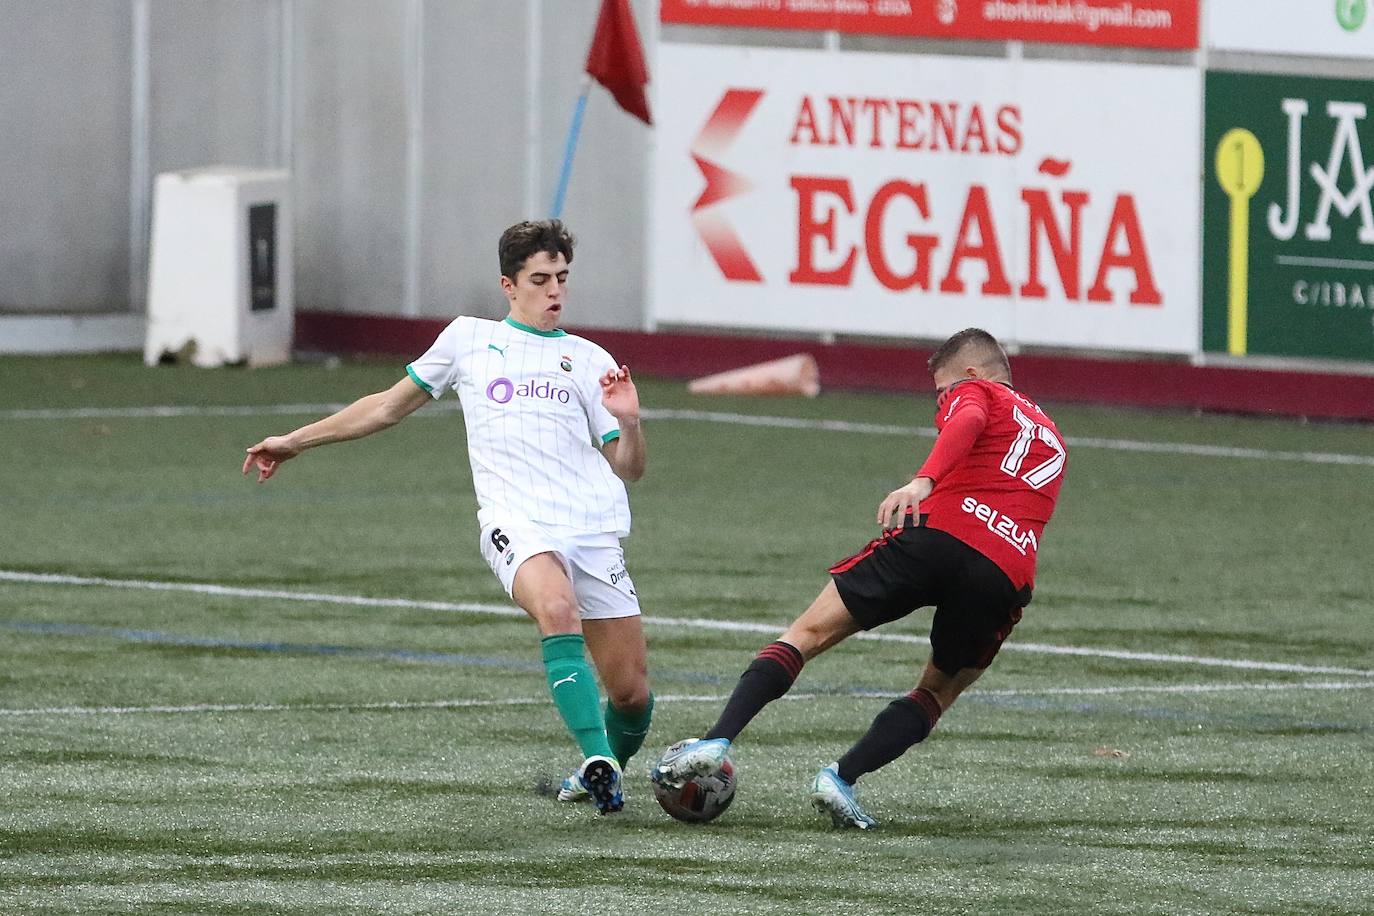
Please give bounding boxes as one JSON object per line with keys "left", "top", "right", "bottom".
{"left": 704, "top": 641, "right": 804, "bottom": 742}
{"left": 836, "top": 687, "right": 943, "bottom": 785}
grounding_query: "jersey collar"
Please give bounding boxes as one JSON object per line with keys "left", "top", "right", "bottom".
{"left": 503, "top": 316, "right": 567, "bottom": 338}
{"left": 936, "top": 377, "right": 1014, "bottom": 410}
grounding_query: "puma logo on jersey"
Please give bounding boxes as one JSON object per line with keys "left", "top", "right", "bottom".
{"left": 553, "top": 673, "right": 578, "bottom": 689}
{"left": 487, "top": 343, "right": 508, "bottom": 356}
{"left": 942, "top": 395, "right": 963, "bottom": 422}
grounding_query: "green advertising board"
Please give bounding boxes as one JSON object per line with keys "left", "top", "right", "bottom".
{"left": 1204, "top": 71, "right": 1374, "bottom": 363}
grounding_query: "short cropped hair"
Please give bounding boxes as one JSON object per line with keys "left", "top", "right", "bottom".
{"left": 927, "top": 328, "right": 1012, "bottom": 382}
{"left": 498, "top": 219, "right": 576, "bottom": 280}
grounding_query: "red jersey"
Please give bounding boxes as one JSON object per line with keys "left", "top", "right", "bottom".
{"left": 915, "top": 379, "right": 1067, "bottom": 590}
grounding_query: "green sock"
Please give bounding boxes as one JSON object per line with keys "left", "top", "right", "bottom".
{"left": 541, "top": 634, "right": 614, "bottom": 761}
{"left": 605, "top": 693, "right": 654, "bottom": 768}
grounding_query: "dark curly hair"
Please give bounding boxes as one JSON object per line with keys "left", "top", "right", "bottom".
{"left": 498, "top": 219, "right": 576, "bottom": 280}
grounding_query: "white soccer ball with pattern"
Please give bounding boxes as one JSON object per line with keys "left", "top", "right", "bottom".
{"left": 652, "top": 740, "right": 737, "bottom": 824}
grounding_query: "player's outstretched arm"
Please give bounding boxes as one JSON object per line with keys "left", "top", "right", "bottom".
{"left": 242, "top": 377, "right": 430, "bottom": 483}
{"left": 599, "top": 365, "right": 646, "bottom": 482}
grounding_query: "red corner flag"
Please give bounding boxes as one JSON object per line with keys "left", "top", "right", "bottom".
{"left": 585, "top": 0, "right": 652, "bottom": 125}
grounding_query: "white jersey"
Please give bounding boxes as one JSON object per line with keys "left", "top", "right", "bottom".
{"left": 406, "top": 315, "right": 631, "bottom": 537}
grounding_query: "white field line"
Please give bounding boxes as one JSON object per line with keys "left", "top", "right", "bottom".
{"left": 646, "top": 408, "right": 1374, "bottom": 467}
{"left": 4, "top": 569, "right": 1373, "bottom": 680}
{"left": 3, "top": 681, "right": 1373, "bottom": 718}
{"left": 0, "top": 404, "right": 360, "bottom": 420}
{"left": 969, "top": 681, "right": 1374, "bottom": 697}
{"left": 0, "top": 697, "right": 552, "bottom": 717}
{"left": 2, "top": 402, "right": 1371, "bottom": 467}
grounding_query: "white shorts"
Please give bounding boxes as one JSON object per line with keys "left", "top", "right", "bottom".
{"left": 478, "top": 511, "right": 642, "bottom": 620}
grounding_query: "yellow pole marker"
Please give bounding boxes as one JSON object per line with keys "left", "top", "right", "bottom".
{"left": 1215, "top": 129, "right": 1264, "bottom": 357}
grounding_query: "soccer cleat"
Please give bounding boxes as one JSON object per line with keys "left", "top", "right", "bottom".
{"left": 811, "top": 763, "right": 877, "bottom": 830}
{"left": 556, "top": 771, "right": 590, "bottom": 803}
{"left": 578, "top": 755, "right": 624, "bottom": 814}
{"left": 651, "top": 737, "right": 731, "bottom": 788}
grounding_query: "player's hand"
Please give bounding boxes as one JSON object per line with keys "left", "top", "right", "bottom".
{"left": 877, "top": 477, "right": 933, "bottom": 528}
{"left": 242, "top": 436, "right": 299, "bottom": 483}
{"left": 599, "top": 364, "right": 640, "bottom": 423}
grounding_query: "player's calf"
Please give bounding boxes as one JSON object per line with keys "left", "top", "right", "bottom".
{"left": 835, "top": 687, "right": 943, "bottom": 783}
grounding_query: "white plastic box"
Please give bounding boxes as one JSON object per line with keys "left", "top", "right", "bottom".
{"left": 144, "top": 167, "right": 293, "bottom": 367}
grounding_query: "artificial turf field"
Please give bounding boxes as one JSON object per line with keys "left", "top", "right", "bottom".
{"left": 1, "top": 353, "right": 1371, "bottom": 915}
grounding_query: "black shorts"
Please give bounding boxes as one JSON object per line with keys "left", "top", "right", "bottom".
{"left": 829, "top": 521, "right": 1032, "bottom": 675}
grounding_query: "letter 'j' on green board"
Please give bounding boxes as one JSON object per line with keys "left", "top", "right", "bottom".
{"left": 1215, "top": 129, "right": 1264, "bottom": 356}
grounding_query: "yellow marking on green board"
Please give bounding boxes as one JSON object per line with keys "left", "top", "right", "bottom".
{"left": 1216, "top": 129, "right": 1264, "bottom": 357}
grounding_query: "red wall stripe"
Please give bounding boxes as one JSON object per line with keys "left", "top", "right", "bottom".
{"left": 295, "top": 312, "right": 1374, "bottom": 422}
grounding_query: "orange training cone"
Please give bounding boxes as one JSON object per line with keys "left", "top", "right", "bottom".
{"left": 688, "top": 353, "right": 821, "bottom": 397}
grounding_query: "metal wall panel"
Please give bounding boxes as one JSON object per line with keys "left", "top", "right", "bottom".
{"left": 417, "top": 0, "right": 526, "bottom": 322}
{"left": 412, "top": 0, "right": 652, "bottom": 331}
{"left": 148, "top": 0, "right": 277, "bottom": 173}
{"left": 291, "top": 0, "right": 409, "bottom": 316}
{"left": 0, "top": 0, "right": 132, "bottom": 314}
{"left": 532, "top": 0, "right": 650, "bottom": 331}
{"left": 0, "top": 0, "right": 668, "bottom": 334}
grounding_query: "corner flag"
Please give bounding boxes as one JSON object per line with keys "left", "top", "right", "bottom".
{"left": 585, "top": 0, "right": 652, "bottom": 125}
{"left": 551, "top": 0, "right": 652, "bottom": 217}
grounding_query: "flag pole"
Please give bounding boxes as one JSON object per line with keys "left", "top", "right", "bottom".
{"left": 550, "top": 76, "right": 592, "bottom": 218}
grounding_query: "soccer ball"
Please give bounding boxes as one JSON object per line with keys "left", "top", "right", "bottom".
{"left": 652, "top": 740, "right": 737, "bottom": 824}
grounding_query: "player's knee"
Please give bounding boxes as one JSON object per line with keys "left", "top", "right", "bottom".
{"left": 601, "top": 657, "right": 650, "bottom": 709}
{"left": 782, "top": 620, "right": 841, "bottom": 659}
{"left": 531, "top": 594, "right": 580, "bottom": 633}
{"left": 919, "top": 665, "right": 982, "bottom": 708}
{"left": 780, "top": 599, "right": 857, "bottom": 659}
{"left": 607, "top": 683, "right": 650, "bottom": 714}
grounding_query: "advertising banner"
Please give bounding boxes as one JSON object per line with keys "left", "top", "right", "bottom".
{"left": 1203, "top": 71, "right": 1374, "bottom": 363}
{"left": 1208, "top": 0, "right": 1374, "bottom": 59}
{"left": 650, "top": 44, "right": 1201, "bottom": 353}
{"left": 660, "top": 0, "right": 1198, "bottom": 50}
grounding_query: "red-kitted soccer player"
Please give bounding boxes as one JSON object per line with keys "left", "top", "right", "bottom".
{"left": 654, "top": 328, "right": 1068, "bottom": 829}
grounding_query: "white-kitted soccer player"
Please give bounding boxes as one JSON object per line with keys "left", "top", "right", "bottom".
{"left": 242, "top": 220, "right": 651, "bottom": 814}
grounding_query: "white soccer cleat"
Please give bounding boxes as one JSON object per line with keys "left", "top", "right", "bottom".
{"left": 652, "top": 737, "right": 731, "bottom": 788}
{"left": 578, "top": 755, "right": 624, "bottom": 814}
{"left": 556, "top": 771, "right": 590, "bottom": 803}
{"left": 811, "top": 763, "right": 877, "bottom": 830}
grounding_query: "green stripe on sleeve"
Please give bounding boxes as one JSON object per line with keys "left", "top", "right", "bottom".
{"left": 601, "top": 430, "right": 621, "bottom": 444}
{"left": 406, "top": 364, "right": 434, "bottom": 394}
